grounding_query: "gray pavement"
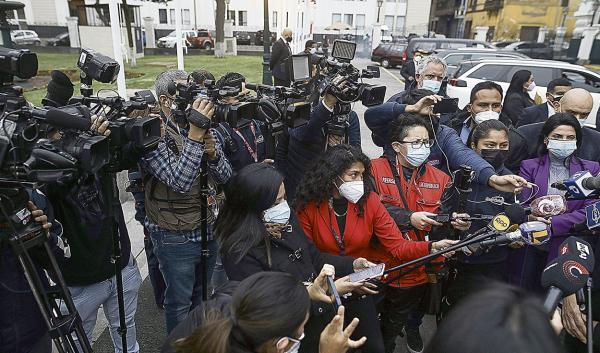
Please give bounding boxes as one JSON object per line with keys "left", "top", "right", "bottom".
{"left": 90, "top": 58, "right": 437, "bottom": 353}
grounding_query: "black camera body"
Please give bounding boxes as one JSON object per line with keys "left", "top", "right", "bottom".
{"left": 77, "top": 48, "right": 120, "bottom": 84}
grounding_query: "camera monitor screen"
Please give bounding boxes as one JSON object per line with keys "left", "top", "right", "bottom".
{"left": 332, "top": 40, "right": 356, "bottom": 62}
{"left": 290, "top": 54, "right": 311, "bottom": 82}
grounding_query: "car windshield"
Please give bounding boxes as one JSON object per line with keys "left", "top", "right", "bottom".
{"left": 167, "top": 32, "right": 177, "bottom": 37}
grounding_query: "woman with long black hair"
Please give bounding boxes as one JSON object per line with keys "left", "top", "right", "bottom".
{"left": 215, "top": 163, "right": 374, "bottom": 353}
{"left": 502, "top": 69, "right": 535, "bottom": 126}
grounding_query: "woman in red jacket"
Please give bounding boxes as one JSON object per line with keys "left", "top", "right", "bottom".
{"left": 294, "top": 144, "right": 456, "bottom": 353}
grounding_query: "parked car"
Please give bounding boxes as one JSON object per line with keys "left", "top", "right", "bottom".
{"left": 254, "top": 30, "right": 276, "bottom": 45}
{"left": 157, "top": 30, "right": 196, "bottom": 48}
{"left": 187, "top": 29, "right": 214, "bottom": 50}
{"left": 235, "top": 31, "right": 254, "bottom": 45}
{"left": 403, "top": 38, "right": 494, "bottom": 64}
{"left": 433, "top": 48, "right": 529, "bottom": 76}
{"left": 47, "top": 32, "right": 70, "bottom": 47}
{"left": 447, "top": 58, "right": 600, "bottom": 126}
{"left": 11, "top": 30, "right": 41, "bottom": 46}
{"left": 492, "top": 41, "right": 515, "bottom": 48}
{"left": 502, "top": 41, "right": 553, "bottom": 60}
{"left": 371, "top": 42, "right": 407, "bottom": 68}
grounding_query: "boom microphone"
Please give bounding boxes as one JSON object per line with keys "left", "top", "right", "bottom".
{"left": 30, "top": 107, "right": 92, "bottom": 131}
{"left": 541, "top": 254, "right": 589, "bottom": 315}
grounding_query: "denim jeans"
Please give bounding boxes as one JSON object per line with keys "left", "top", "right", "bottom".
{"left": 143, "top": 227, "right": 166, "bottom": 308}
{"left": 149, "top": 229, "right": 217, "bottom": 333}
{"left": 64, "top": 255, "right": 142, "bottom": 353}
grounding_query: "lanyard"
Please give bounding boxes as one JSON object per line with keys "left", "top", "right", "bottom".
{"left": 319, "top": 202, "right": 346, "bottom": 256}
{"left": 233, "top": 123, "right": 259, "bottom": 162}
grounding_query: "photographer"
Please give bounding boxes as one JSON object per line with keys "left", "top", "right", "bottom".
{"left": 277, "top": 79, "right": 362, "bottom": 202}
{"left": 47, "top": 115, "right": 142, "bottom": 353}
{"left": 212, "top": 72, "right": 271, "bottom": 170}
{"left": 141, "top": 70, "right": 232, "bottom": 333}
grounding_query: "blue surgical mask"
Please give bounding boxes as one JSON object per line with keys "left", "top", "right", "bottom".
{"left": 421, "top": 79, "right": 441, "bottom": 93}
{"left": 264, "top": 200, "right": 291, "bottom": 224}
{"left": 405, "top": 144, "right": 431, "bottom": 167}
{"left": 547, "top": 139, "right": 577, "bottom": 159}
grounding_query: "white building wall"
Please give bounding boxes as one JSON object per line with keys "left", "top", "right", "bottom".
{"left": 405, "top": 0, "right": 431, "bottom": 35}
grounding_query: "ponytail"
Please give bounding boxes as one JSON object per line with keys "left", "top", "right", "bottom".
{"left": 174, "top": 309, "right": 233, "bottom": 353}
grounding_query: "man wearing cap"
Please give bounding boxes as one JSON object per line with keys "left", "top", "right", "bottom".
{"left": 401, "top": 49, "right": 429, "bottom": 91}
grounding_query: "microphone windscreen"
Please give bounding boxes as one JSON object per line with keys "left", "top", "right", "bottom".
{"left": 541, "top": 254, "right": 589, "bottom": 295}
{"left": 45, "top": 108, "right": 91, "bottom": 131}
{"left": 45, "top": 70, "right": 74, "bottom": 107}
{"left": 559, "top": 237, "right": 595, "bottom": 271}
{"left": 504, "top": 203, "right": 527, "bottom": 225}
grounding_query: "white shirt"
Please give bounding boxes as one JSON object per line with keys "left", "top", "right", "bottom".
{"left": 547, "top": 102, "right": 556, "bottom": 118}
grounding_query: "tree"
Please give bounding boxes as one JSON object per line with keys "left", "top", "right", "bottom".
{"left": 214, "top": 0, "right": 225, "bottom": 58}
{"left": 121, "top": 0, "right": 137, "bottom": 67}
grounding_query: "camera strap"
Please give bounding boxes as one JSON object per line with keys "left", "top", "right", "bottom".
{"left": 233, "top": 122, "right": 258, "bottom": 162}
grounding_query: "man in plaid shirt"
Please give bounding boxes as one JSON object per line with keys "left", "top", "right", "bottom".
{"left": 141, "top": 70, "right": 232, "bottom": 333}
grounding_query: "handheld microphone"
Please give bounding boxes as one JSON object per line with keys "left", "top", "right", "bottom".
{"left": 541, "top": 254, "right": 589, "bottom": 315}
{"left": 460, "top": 204, "right": 526, "bottom": 254}
{"left": 526, "top": 195, "right": 567, "bottom": 217}
{"left": 551, "top": 171, "right": 595, "bottom": 199}
{"left": 582, "top": 176, "right": 600, "bottom": 191}
{"left": 466, "top": 221, "right": 550, "bottom": 253}
{"left": 558, "top": 237, "right": 595, "bottom": 272}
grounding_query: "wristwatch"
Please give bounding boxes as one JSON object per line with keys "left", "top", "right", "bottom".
{"left": 187, "top": 109, "right": 211, "bottom": 129}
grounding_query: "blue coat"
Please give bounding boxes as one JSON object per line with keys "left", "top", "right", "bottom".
{"left": 364, "top": 102, "right": 496, "bottom": 185}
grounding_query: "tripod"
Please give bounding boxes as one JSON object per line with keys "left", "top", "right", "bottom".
{"left": 0, "top": 182, "right": 92, "bottom": 353}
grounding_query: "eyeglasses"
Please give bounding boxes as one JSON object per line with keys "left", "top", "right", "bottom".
{"left": 398, "top": 139, "right": 435, "bottom": 148}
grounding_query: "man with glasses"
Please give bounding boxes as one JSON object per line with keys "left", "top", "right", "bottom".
{"left": 516, "top": 78, "right": 572, "bottom": 127}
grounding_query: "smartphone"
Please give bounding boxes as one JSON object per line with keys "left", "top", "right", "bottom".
{"left": 433, "top": 98, "right": 458, "bottom": 114}
{"left": 326, "top": 275, "right": 342, "bottom": 312}
{"left": 433, "top": 214, "right": 450, "bottom": 223}
{"left": 348, "top": 263, "right": 385, "bottom": 283}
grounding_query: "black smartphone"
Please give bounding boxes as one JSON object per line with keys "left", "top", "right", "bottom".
{"left": 433, "top": 98, "right": 458, "bottom": 114}
{"left": 326, "top": 275, "right": 342, "bottom": 312}
{"left": 433, "top": 214, "right": 450, "bottom": 223}
{"left": 348, "top": 263, "right": 385, "bottom": 283}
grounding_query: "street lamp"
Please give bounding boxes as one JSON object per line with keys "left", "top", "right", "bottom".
{"left": 225, "top": 0, "right": 230, "bottom": 20}
{"left": 262, "top": 0, "right": 272, "bottom": 84}
{"left": 376, "top": 0, "right": 383, "bottom": 23}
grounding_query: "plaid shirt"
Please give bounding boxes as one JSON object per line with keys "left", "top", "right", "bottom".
{"left": 141, "top": 129, "right": 232, "bottom": 242}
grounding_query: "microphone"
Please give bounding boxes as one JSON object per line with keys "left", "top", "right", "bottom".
{"left": 466, "top": 221, "right": 551, "bottom": 253}
{"left": 30, "top": 107, "right": 92, "bottom": 131}
{"left": 460, "top": 204, "right": 526, "bottom": 254}
{"left": 42, "top": 70, "right": 74, "bottom": 107}
{"left": 541, "top": 254, "right": 589, "bottom": 315}
{"left": 558, "top": 237, "right": 595, "bottom": 272}
{"left": 583, "top": 176, "right": 600, "bottom": 191}
{"left": 551, "top": 171, "right": 595, "bottom": 198}
{"left": 525, "top": 195, "right": 567, "bottom": 217}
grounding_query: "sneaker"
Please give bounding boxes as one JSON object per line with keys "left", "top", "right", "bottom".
{"left": 404, "top": 326, "right": 424, "bottom": 353}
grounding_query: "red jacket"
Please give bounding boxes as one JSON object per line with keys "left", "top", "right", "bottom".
{"left": 297, "top": 192, "right": 431, "bottom": 278}
{"left": 370, "top": 157, "right": 450, "bottom": 287}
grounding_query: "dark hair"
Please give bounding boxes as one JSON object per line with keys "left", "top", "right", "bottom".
{"left": 387, "top": 113, "right": 433, "bottom": 145}
{"left": 215, "top": 163, "right": 284, "bottom": 262}
{"left": 506, "top": 70, "right": 532, "bottom": 96}
{"left": 424, "top": 283, "right": 562, "bottom": 353}
{"left": 175, "top": 272, "right": 310, "bottom": 353}
{"left": 403, "top": 88, "right": 436, "bottom": 105}
{"left": 536, "top": 112, "right": 582, "bottom": 157}
{"left": 294, "top": 144, "right": 373, "bottom": 212}
{"left": 305, "top": 40, "right": 316, "bottom": 49}
{"left": 216, "top": 72, "right": 246, "bottom": 89}
{"left": 191, "top": 69, "right": 215, "bottom": 85}
{"left": 547, "top": 78, "right": 572, "bottom": 94}
{"left": 469, "top": 80, "right": 503, "bottom": 104}
{"left": 467, "top": 119, "right": 509, "bottom": 148}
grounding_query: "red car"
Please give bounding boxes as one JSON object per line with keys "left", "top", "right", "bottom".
{"left": 188, "top": 29, "right": 214, "bottom": 50}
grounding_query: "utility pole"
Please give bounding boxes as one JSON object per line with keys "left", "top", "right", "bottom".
{"left": 262, "top": 0, "right": 272, "bottom": 84}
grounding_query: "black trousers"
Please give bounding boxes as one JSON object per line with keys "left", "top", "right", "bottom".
{"left": 274, "top": 77, "right": 291, "bottom": 87}
{"left": 378, "top": 284, "right": 427, "bottom": 353}
{"left": 445, "top": 261, "right": 507, "bottom": 310}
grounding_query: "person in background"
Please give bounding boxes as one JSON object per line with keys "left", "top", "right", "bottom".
{"left": 424, "top": 283, "right": 562, "bottom": 353}
{"left": 400, "top": 49, "right": 430, "bottom": 92}
{"left": 512, "top": 113, "right": 600, "bottom": 292}
{"left": 502, "top": 70, "right": 535, "bottom": 126}
{"left": 393, "top": 55, "right": 445, "bottom": 103}
{"left": 270, "top": 28, "right": 293, "bottom": 87}
{"left": 516, "top": 78, "right": 572, "bottom": 127}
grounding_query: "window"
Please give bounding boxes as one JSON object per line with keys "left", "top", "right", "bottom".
{"left": 344, "top": 14, "right": 353, "bottom": 26}
{"left": 468, "top": 64, "right": 506, "bottom": 81}
{"left": 395, "top": 16, "right": 405, "bottom": 33}
{"left": 286, "top": 12, "right": 289, "bottom": 27}
{"left": 561, "top": 70, "right": 600, "bottom": 93}
{"left": 272, "top": 11, "right": 277, "bottom": 27}
{"left": 355, "top": 14, "right": 365, "bottom": 30}
{"left": 227, "top": 10, "right": 236, "bottom": 24}
{"left": 198, "top": 31, "right": 209, "bottom": 37}
{"left": 238, "top": 11, "right": 247, "bottom": 26}
{"left": 384, "top": 15, "right": 394, "bottom": 30}
{"left": 444, "top": 42, "right": 468, "bottom": 49}
{"left": 444, "top": 54, "right": 470, "bottom": 65}
{"left": 301, "top": 12, "right": 304, "bottom": 28}
{"left": 169, "top": 9, "right": 175, "bottom": 25}
{"left": 182, "top": 9, "right": 190, "bottom": 25}
{"left": 505, "top": 66, "right": 555, "bottom": 87}
{"left": 159, "top": 9, "right": 167, "bottom": 24}
{"left": 387, "top": 0, "right": 395, "bottom": 2}
{"left": 332, "top": 13, "right": 341, "bottom": 24}
{"left": 16, "top": 8, "right": 25, "bottom": 19}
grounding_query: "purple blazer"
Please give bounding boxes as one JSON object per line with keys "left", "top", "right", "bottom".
{"left": 519, "top": 155, "right": 600, "bottom": 259}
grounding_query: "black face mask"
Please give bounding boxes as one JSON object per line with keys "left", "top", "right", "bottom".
{"left": 285, "top": 37, "right": 292, "bottom": 42}
{"left": 481, "top": 149, "right": 508, "bottom": 169}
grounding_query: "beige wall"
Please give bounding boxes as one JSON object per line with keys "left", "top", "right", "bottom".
{"left": 406, "top": 0, "right": 432, "bottom": 35}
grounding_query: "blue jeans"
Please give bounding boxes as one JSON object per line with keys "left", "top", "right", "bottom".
{"left": 149, "top": 229, "right": 217, "bottom": 333}
{"left": 143, "top": 227, "right": 166, "bottom": 308}
{"left": 64, "top": 255, "right": 142, "bottom": 353}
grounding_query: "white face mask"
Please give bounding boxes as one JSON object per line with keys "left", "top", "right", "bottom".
{"left": 337, "top": 179, "right": 364, "bottom": 204}
{"left": 527, "top": 81, "right": 537, "bottom": 92}
{"left": 421, "top": 79, "right": 441, "bottom": 93}
{"left": 473, "top": 110, "right": 500, "bottom": 124}
{"left": 547, "top": 139, "right": 577, "bottom": 159}
{"left": 263, "top": 200, "right": 291, "bottom": 224}
{"left": 405, "top": 144, "right": 431, "bottom": 167}
{"left": 280, "top": 333, "right": 304, "bottom": 353}
{"left": 310, "top": 47, "right": 317, "bottom": 54}
{"left": 414, "top": 56, "right": 422, "bottom": 62}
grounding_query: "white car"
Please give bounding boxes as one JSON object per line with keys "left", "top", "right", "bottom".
{"left": 447, "top": 58, "right": 600, "bottom": 127}
{"left": 10, "top": 30, "right": 41, "bottom": 46}
{"left": 157, "top": 30, "right": 196, "bottom": 48}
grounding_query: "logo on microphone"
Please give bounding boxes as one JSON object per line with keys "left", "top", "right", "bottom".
{"left": 491, "top": 214, "right": 510, "bottom": 232}
{"left": 531, "top": 229, "right": 550, "bottom": 245}
{"left": 576, "top": 242, "right": 591, "bottom": 260}
{"left": 562, "top": 260, "right": 589, "bottom": 286}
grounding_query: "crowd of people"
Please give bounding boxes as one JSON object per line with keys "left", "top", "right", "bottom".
{"left": 3, "top": 29, "right": 600, "bottom": 353}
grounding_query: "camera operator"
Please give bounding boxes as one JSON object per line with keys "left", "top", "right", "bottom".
{"left": 212, "top": 72, "right": 271, "bottom": 170}
{"left": 141, "top": 70, "right": 232, "bottom": 333}
{"left": 1, "top": 197, "right": 55, "bottom": 353}
{"left": 277, "top": 77, "right": 362, "bottom": 202}
{"left": 46, "top": 115, "right": 142, "bottom": 353}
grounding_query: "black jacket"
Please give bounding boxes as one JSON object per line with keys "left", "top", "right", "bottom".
{"left": 502, "top": 92, "right": 535, "bottom": 127}
{"left": 516, "top": 123, "right": 600, "bottom": 163}
{"left": 446, "top": 111, "right": 529, "bottom": 174}
{"left": 269, "top": 38, "right": 291, "bottom": 81}
{"left": 516, "top": 102, "right": 549, "bottom": 128}
{"left": 400, "top": 59, "right": 416, "bottom": 83}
